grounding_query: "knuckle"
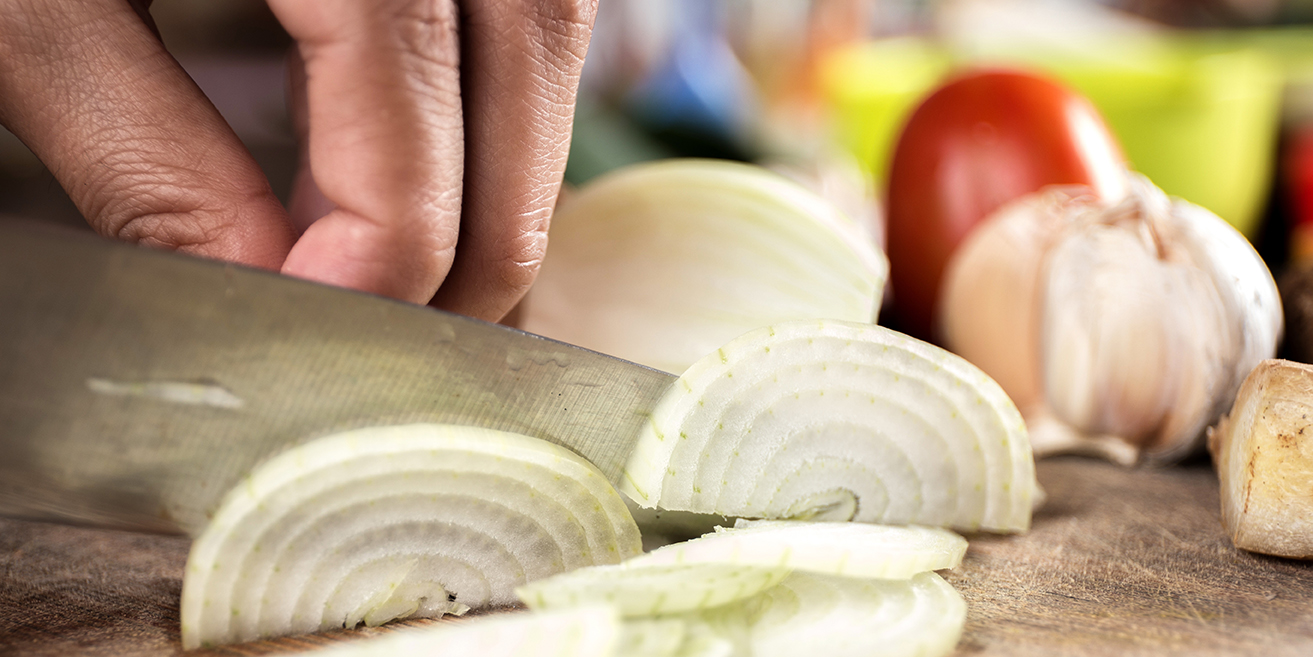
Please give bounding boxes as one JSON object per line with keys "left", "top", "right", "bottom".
{"left": 388, "top": 2, "right": 462, "bottom": 115}
{"left": 493, "top": 210, "right": 551, "bottom": 294}
{"left": 393, "top": 0, "right": 459, "bottom": 62}
{"left": 80, "top": 146, "right": 248, "bottom": 254}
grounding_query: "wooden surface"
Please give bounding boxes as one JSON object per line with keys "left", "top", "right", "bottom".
{"left": 2, "top": 458, "right": 1312, "bottom": 656}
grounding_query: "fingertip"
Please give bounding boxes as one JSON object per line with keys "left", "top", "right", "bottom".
{"left": 281, "top": 208, "right": 455, "bottom": 306}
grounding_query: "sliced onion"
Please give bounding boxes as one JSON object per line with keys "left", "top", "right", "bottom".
{"left": 617, "top": 618, "right": 687, "bottom": 656}
{"left": 522, "top": 159, "right": 888, "bottom": 375}
{"left": 180, "top": 424, "right": 641, "bottom": 649}
{"left": 633, "top": 520, "right": 966, "bottom": 579}
{"left": 517, "top": 519, "right": 961, "bottom": 619}
{"left": 658, "top": 619, "right": 734, "bottom": 657}
{"left": 518, "top": 562, "right": 790, "bottom": 617}
{"left": 695, "top": 571, "right": 966, "bottom": 657}
{"left": 291, "top": 607, "right": 622, "bottom": 657}
{"left": 287, "top": 611, "right": 722, "bottom": 657}
{"left": 620, "top": 319, "right": 1035, "bottom": 533}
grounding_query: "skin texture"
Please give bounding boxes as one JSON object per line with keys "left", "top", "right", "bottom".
{"left": 0, "top": 0, "right": 596, "bottom": 322}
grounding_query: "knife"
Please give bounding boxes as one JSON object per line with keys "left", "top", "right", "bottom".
{"left": 0, "top": 220, "right": 676, "bottom": 535}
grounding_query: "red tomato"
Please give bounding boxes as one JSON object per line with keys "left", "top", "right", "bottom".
{"left": 1288, "top": 126, "right": 1313, "bottom": 262}
{"left": 884, "top": 69, "right": 1125, "bottom": 342}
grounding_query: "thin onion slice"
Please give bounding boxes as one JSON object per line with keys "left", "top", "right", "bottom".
{"left": 284, "top": 611, "right": 729, "bottom": 657}
{"left": 516, "top": 519, "right": 962, "bottom": 618}
{"left": 632, "top": 520, "right": 966, "bottom": 579}
{"left": 517, "top": 562, "right": 790, "bottom": 617}
{"left": 181, "top": 424, "right": 642, "bottom": 649}
{"left": 283, "top": 606, "right": 622, "bottom": 657}
{"left": 638, "top": 619, "right": 734, "bottom": 657}
{"left": 695, "top": 571, "right": 966, "bottom": 657}
{"left": 523, "top": 159, "right": 888, "bottom": 374}
{"left": 618, "top": 618, "right": 687, "bottom": 656}
{"left": 620, "top": 319, "right": 1034, "bottom": 533}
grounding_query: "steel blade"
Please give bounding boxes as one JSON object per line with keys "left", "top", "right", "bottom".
{"left": 0, "top": 221, "right": 675, "bottom": 534}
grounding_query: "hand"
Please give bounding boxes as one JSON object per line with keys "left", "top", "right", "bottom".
{"left": 0, "top": 0, "right": 596, "bottom": 322}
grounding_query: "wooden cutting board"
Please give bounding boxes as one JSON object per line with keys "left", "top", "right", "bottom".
{"left": 2, "top": 457, "right": 1312, "bottom": 656}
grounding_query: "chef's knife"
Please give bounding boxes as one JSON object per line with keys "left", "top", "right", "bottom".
{"left": 0, "top": 220, "right": 676, "bottom": 535}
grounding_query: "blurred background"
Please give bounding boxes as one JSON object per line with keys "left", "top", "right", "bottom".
{"left": 3, "top": 0, "right": 1312, "bottom": 270}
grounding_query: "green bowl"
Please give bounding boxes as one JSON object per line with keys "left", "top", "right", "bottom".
{"left": 817, "top": 38, "right": 951, "bottom": 187}
{"left": 1040, "top": 37, "right": 1283, "bottom": 237}
{"left": 820, "top": 32, "right": 1287, "bottom": 237}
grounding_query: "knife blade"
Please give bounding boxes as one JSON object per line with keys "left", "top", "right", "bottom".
{"left": 0, "top": 220, "right": 676, "bottom": 535}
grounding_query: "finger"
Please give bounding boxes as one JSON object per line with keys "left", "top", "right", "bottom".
{"left": 267, "top": 0, "right": 464, "bottom": 305}
{"left": 0, "top": 0, "right": 295, "bottom": 269}
{"left": 427, "top": 0, "right": 597, "bottom": 320}
{"left": 284, "top": 49, "right": 335, "bottom": 233}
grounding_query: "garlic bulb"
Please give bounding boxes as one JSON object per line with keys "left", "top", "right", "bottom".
{"left": 940, "top": 174, "right": 1281, "bottom": 463}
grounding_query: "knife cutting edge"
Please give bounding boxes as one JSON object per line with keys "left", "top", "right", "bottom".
{"left": 0, "top": 220, "right": 676, "bottom": 535}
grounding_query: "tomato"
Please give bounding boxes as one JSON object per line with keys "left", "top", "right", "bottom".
{"left": 883, "top": 69, "right": 1125, "bottom": 342}
{"left": 1288, "top": 126, "right": 1313, "bottom": 263}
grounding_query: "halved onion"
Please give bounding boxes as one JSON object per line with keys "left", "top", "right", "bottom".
{"left": 695, "top": 571, "right": 966, "bottom": 657}
{"left": 633, "top": 520, "right": 966, "bottom": 578}
{"left": 522, "top": 159, "right": 888, "bottom": 375}
{"left": 288, "top": 607, "right": 622, "bottom": 657}
{"left": 180, "top": 424, "right": 642, "bottom": 649}
{"left": 620, "top": 319, "right": 1035, "bottom": 533}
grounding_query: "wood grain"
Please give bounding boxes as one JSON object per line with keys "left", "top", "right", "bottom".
{"left": 946, "top": 458, "right": 1313, "bottom": 656}
{"left": 2, "top": 458, "right": 1312, "bottom": 655}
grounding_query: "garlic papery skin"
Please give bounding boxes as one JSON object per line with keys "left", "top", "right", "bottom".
{"left": 1040, "top": 176, "right": 1281, "bottom": 463}
{"left": 1040, "top": 208, "right": 1226, "bottom": 453}
{"left": 941, "top": 174, "right": 1281, "bottom": 464}
{"left": 939, "top": 187, "right": 1099, "bottom": 417}
{"left": 1171, "top": 201, "right": 1285, "bottom": 447}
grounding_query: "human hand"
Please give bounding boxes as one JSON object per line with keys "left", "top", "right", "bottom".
{"left": 0, "top": 0, "right": 596, "bottom": 322}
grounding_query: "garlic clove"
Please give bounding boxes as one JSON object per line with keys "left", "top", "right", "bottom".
{"left": 1168, "top": 199, "right": 1284, "bottom": 439}
{"left": 939, "top": 187, "right": 1099, "bottom": 415}
{"left": 1024, "top": 407, "right": 1139, "bottom": 466}
{"left": 1040, "top": 218, "right": 1224, "bottom": 457}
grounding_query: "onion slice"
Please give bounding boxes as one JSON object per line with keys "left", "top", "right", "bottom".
{"left": 517, "top": 520, "right": 962, "bottom": 618}
{"left": 696, "top": 571, "right": 966, "bottom": 657}
{"left": 522, "top": 159, "right": 888, "bottom": 374}
{"left": 518, "top": 563, "right": 791, "bottom": 617}
{"left": 286, "top": 611, "right": 733, "bottom": 657}
{"left": 633, "top": 520, "right": 966, "bottom": 578}
{"left": 620, "top": 319, "right": 1035, "bottom": 533}
{"left": 287, "top": 607, "right": 623, "bottom": 657}
{"left": 180, "top": 424, "right": 642, "bottom": 649}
